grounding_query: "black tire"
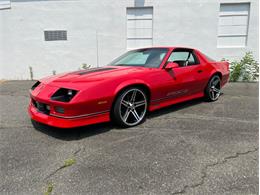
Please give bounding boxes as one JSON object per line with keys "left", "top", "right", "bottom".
{"left": 112, "top": 87, "right": 148, "bottom": 127}
{"left": 205, "top": 75, "right": 221, "bottom": 102}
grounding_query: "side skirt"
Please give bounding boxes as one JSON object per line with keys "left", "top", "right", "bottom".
{"left": 149, "top": 92, "right": 204, "bottom": 112}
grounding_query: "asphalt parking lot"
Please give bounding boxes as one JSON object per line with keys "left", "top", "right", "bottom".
{"left": 0, "top": 81, "right": 258, "bottom": 195}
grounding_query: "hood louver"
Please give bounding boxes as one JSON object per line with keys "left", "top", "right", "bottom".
{"left": 77, "top": 68, "right": 116, "bottom": 75}
{"left": 31, "top": 81, "right": 41, "bottom": 90}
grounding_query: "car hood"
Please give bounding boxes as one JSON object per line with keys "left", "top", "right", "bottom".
{"left": 40, "top": 66, "right": 146, "bottom": 89}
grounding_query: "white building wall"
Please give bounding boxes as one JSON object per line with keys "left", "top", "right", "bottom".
{"left": 0, "top": 0, "right": 258, "bottom": 79}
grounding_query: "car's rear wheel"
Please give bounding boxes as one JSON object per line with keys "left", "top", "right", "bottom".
{"left": 112, "top": 87, "right": 148, "bottom": 127}
{"left": 205, "top": 75, "right": 221, "bottom": 102}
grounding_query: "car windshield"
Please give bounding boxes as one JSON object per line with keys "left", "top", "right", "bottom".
{"left": 109, "top": 48, "right": 169, "bottom": 68}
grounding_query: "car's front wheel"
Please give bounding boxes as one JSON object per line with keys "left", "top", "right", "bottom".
{"left": 112, "top": 87, "right": 148, "bottom": 127}
{"left": 205, "top": 75, "right": 221, "bottom": 102}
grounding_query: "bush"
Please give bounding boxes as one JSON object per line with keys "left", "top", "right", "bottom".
{"left": 229, "top": 52, "right": 259, "bottom": 82}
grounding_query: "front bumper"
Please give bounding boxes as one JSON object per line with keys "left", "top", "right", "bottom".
{"left": 28, "top": 102, "right": 110, "bottom": 128}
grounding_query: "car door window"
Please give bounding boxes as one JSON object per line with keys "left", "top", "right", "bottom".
{"left": 168, "top": 50, "right": 198, "bottom": 67}
{"left": 168, "top": 52, "right": 188, "bottom": 62}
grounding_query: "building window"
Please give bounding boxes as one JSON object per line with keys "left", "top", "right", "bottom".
{"left": 126, "top": 7, "right": 153, "bottom": 49}
{"left": 44, "top": 30, "right": 67, "bottom": 41}
{"left": 217, "top": 3, "right": 250, "bottom": 48}
{"left": 0, "top": 0, "right": 11, "bottom": 9}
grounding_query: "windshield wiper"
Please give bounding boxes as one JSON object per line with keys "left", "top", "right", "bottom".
{"left": 114, "top": 64, "right": 129, "bottom": 66}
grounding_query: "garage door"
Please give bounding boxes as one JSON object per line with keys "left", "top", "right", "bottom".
{"left": 217, "top": 3, "right": 250, "bottom": 47}
{"left": 126, "top": 7, "right": 153, "bottom": 49}
{"left": 0, "top": 0, "right": 10, "bottom": 9}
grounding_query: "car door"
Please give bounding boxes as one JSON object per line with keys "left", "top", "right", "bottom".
{"left": 151, "top": 49, "right": 201, "bottom": 102}
{"left": 173, "top": 50, "right": 203, "bottom": 95}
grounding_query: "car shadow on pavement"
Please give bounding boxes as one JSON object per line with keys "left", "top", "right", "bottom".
{"left": 32, "top": 120, "right": 114, "bottom": 141}
{"left": 32, "top": 97, "right": 206, "bottom": 141}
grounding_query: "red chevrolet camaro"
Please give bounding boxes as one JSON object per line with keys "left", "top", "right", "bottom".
{"left": 28, "top": 47, "right": 229, "bottom": 128}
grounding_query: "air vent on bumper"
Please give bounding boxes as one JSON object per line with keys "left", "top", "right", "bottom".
{"left": 32, "top": 99, "right": 50, "bottom": 115}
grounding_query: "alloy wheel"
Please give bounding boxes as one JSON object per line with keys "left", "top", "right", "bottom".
{"left": 209, "top": 76, "right": 221, "bottom": 101}
{"left": 119, "top": 89, "right": 147, "bottom": 126}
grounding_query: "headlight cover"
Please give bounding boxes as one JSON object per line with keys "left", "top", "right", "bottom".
{"left": 51, "top": 88, "right": 78, "bottom": 102}
{"left": 31, "top": 81, "right": 41, "bottom": 90}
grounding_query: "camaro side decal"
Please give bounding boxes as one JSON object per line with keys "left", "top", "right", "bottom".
{"left": 151, "top": 89, "right": 188, "bottom": 103}
{"left": 166, "top": 89, "right": 188, "bottom": 97}
{"left": 78, "top": 68, "right": 116, "bottom": 75}
{"left": 50, "top": 110, "right": 110, "bottom": 119}
{"left": 98, "top": 100, "right": 108, "bottom": 105}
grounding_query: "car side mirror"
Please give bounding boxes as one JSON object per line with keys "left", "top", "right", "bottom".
{"left": 165, "top": 62, "right": 179, "bottom": 70}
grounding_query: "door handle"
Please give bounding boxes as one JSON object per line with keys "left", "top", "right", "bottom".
{"left": 197, "top": 70, "right": 203, "bottom": 73}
